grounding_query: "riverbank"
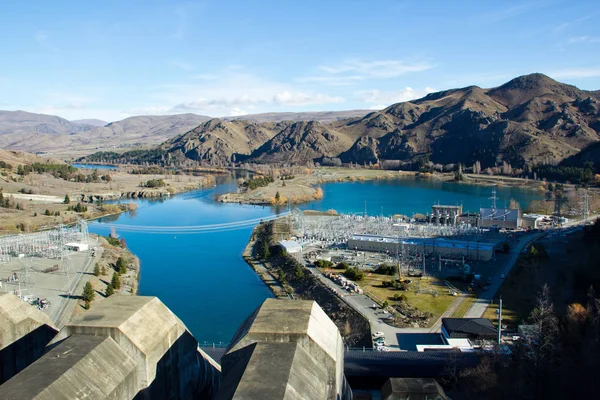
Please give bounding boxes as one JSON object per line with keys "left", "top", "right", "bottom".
{"left": 218, "top": 166, "right": 550, "bottom": 206}
{"left": 71, "top": 235, "right": 141, "bottom": 318}
{"left": 243, "top": 221, "right": 371, "bottom": 347}
{"left": 0, "top": 167, "right": 216, "bottom": 232}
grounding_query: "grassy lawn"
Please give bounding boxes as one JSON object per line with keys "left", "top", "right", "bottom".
{"left": 360, "top": 273, "right": 455, "bottom": 319}
{"left": 451, "top": 294, "right": 477, "bottom": 317}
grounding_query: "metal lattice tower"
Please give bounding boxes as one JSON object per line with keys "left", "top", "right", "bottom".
{"left": 489, "top": 187, "right": 498, "bottom": 209}
{"left": 581, "top": 189, "right": 590, "bottom": 223}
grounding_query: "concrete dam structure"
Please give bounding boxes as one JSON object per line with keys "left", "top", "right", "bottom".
{"left": 0, "top": 294, "right": 350, "bottom": 399}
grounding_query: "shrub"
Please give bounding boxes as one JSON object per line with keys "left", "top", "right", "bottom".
{"left": 344, "top": 267, "right": 365, "bottom": 281}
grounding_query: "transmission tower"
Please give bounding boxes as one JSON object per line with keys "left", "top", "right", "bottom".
{"left": 57, "top": 220, "right": 75, "bottom": 297}
{"left": 581, "top": 189, "right": 590, "bottom": 224}
{"left": 489, "top": 187, "right": 498, "bottom": 209}
{"left": 553, "top": 188, "right": 566, "bottom": 226}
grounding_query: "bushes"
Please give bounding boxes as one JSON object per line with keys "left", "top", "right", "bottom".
{"left": 314, "top": 259, "right": 334, "bottom": 269}
{"left": 241, "top": 176, "right": 274, "bottom": 190}
{"left": 142, "top": 179, "right": 166, "bottom": 188}
{"left": 375, "top": 264, "right": 396, "bottom": 275}
{"left": 343, "top": 267, "right": 365, "bottom": 281}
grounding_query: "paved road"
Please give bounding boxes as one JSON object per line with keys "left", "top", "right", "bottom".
{"left": 53, "top": 243, "right": 103, "bottom": 328}
{"left": 464, "top": 232, "right": 545, "bottom": 318}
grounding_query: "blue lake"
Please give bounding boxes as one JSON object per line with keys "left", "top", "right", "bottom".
{"left": 89, "top": 175, "right": 543, "bottom": 344}
{"left": 73, "top": 163, "right": 118, "bottom": 170}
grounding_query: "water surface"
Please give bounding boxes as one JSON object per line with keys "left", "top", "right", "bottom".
{"left": 89, "top": 175, "right": 542, "bottom": 343}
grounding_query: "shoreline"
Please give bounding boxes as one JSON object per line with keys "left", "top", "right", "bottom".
{"left": 218, "top": 167, "right": 550, "bottom": 207}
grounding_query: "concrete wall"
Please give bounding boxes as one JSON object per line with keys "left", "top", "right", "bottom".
{"left": 0, "top": 293, "right": 58, "bottom": 384}
{"left": 223, "top": 299, "right": 347, "bottom": 400}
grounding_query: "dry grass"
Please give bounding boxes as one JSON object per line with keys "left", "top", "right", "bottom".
{"left": 360, "top": 272, "right": 456, "bottom": 320}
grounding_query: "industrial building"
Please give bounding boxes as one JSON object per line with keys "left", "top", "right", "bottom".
{"left": 278, "top": 240, "right": 303, "bottom": 254}
{"left": 479, "top": 207, "right": 522, "bottom": 230}
{"left": 429, "top": 205, "right": 463, "bottom": 226}
{"left": 347, "top": 234, "right": 496, "bottom": 261}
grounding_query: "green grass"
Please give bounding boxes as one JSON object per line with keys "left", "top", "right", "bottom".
{"left": 361, "top": 273, "right": 455, "bottom": 319}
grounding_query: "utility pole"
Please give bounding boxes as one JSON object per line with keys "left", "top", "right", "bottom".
{"left": 498, "top": 296, "right": 503, "bottom": 345}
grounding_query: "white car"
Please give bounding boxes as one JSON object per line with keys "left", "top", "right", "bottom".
{"left": 372, "top": 332, "right": 385, "bottom": 338}
{"left": 376, "top": 346, "right": 390, "bottom": 352}
{"left": 500, "top": 274, "right": 506, "bottom": 279}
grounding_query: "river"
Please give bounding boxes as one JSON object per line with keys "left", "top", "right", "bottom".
{"left": 89, "top": 174, "right": 542, "bottom": 344}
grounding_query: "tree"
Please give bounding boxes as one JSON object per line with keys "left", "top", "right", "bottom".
{"left": 93, "top": 263, "right": 100, "bottom": 277}
{"left": 257, "top": 239, "right": 270, "bottom": 260}
{"left": 529, "top": 284, "right": 559, "bottom": 397}
{"left": 294, "top": 263, "right": 305, "bottom": 280}
{"left": 82, "top": 281, "right": 95, "bottom": 303}
{"left": 473, "top": 160, "right": 481, "bottom": 174}
{"left": 105, "top": 283, "right": 115, "bottom": 297}
{"left": 63, "top": 194, "right": 70, "bottom": 204}
{"left": 382, "top": 301, "right": 389, "bottom": 309}
{"left": 111, "top": 272, "right": 121, "bottom": 290}
{"left": 116, "top": 257, "right": 127, "bottom": 275}
{"left": 101, "top": 266, "right": 107, "bottom": 275}
{"left": 509, "top": 198, "right": 521, "bottom": 210}
{"left": 275, "top": 191, "right": 281, "bottom": 203}
{"left": 83, "top": 301, "right": 90, "bottom": 310}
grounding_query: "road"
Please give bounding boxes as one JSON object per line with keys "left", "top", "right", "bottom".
{"left": 463, "top": 232, "right": 545, "bottom": 318}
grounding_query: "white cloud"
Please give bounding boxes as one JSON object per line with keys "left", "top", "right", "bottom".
{"left": 273, "top": 91, "right": 344, "bottom": 106}
{"left": 566, "top": 36, "right": 600, "bottom": 44}
{"left": 300, "top": 59, "right": 432, "bottom": 86}
{"left": 358, "top": 87, "right": 436, "bottom": 106}
{"left": 547, "top": 68, "right": 600, "bottom": 79}
{"left": 229, "top": 107, "right": 248, "bottom": 117}
{"left": 193, "top": 74, "right": 220, "bottom": 80}
{"left": 319, "top": 60, "right": 432, "bottom": 78}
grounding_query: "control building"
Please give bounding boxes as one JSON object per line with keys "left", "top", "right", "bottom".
{"left": 479, "top": 208, "right": 522, "bottom": 230}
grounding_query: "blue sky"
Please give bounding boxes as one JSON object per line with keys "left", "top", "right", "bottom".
{"left": 1, "top": 0, "right": 599, "bottom": 122}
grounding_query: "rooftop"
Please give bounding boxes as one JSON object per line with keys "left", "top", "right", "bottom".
{"left": 349, "top": 234, "right": 496, "bottom": 251}
{"left": 442, "top": 318, "right": 497, "bottom": 338}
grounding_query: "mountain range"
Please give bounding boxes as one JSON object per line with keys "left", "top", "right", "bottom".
{"left": 151, "top": 73, "right": 600, "bottom": 169}
{"left": 3, "top": 73, "right": 600, "bottom": 169}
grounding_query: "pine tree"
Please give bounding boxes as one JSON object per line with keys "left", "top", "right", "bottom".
{"left": 275, "top": 191, "right": 281, "bottom": 203}
{"left": 64, "top": 194, "right": 70, "bottom": 204}
{"left": 93, "top": 263, "right": 100, "bottom": 277}
{"left": 116, "top": 257, "right": 127, "bottom": 275}
{"left": 101, "top": 266, "right": 107, "bottom": 275}
{"left": 83, "top": 300, "right": 90, "bottom": 310}
{"left": 82, "top": 281, "right": 95, "bottom": 303}
{"left": 105, "top": 283, "right": 114, "bottom": 297}
{"left": 111, "top": 272, "right": 121, "bottom": 290}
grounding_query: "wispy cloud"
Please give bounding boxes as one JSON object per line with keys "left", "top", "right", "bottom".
{"left": 169, "top": 59, "right": 194, "bottom": 71}
{"left": 547, "top": 67, "right": 600, "bottom": 79}
{"left": 566, "top": 36, "right": 600, "bottom": 44}
{"left": 476, "top": 1, "right": 551, "bottom": 23}
{"left": 299, "top": 59, "right": 432, "bottom": 86}
{"left": 34, "top": 30, "right": 58, "bottom": 52}
{"left": 273, "top": 91, "right": 344, "bottom": 106}
{"left": 358, "top": 87, "right": 436, "bottom": 107}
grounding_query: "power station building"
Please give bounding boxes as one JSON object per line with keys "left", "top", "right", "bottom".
{"left": 429, "top": 205, "right": 463, "bottom": 226}
{"left": 347, "top": 234, "right": 495, "bottom": 261}
{"left": 479, "top": 208, "right": 522, "bottom": 230}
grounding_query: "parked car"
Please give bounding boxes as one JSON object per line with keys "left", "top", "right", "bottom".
{"left": 376, "top": 346, "right": 390, "bottom": 352}
{"left": 372, "top": 332, "right": 385, "bottom": 338}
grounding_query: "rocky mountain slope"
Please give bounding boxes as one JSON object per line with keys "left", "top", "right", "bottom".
{"left": 154, "top": 73, "right": 599, "bottom": 168}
